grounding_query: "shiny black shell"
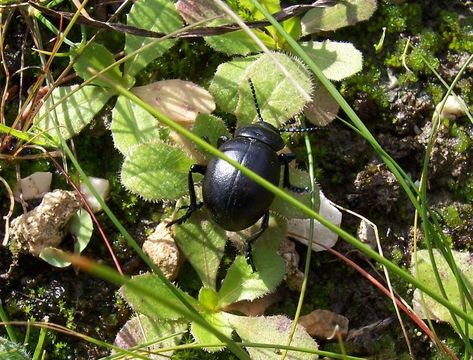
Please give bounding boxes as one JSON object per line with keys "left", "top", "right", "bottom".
{"left": 202, "top": 123, "right": 284, "bottom": 231}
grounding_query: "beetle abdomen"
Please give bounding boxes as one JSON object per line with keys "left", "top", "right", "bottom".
{"left": 203, "top": 138, "right": 280, "bottom": 231}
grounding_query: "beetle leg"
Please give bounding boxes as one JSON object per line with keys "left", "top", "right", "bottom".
{"left": 167, "top": 164, "right": 207, "bottom": 227}
{"left": 245, "top": 211, "right": 270, "bottom": 272}
{"left": 278, "top": 153, "right": 308, "bottom": 193}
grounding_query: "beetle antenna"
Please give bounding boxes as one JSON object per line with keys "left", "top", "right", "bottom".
{"left": 247, "top": 78, "right": 264, "bottom": 123}
{"left": 279, "top": 126, "right": 320, "bottom": 133}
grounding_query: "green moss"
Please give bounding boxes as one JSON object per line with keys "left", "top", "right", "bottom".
{"left": 340, "top": 68, "right": 389, "bottom": 110}
{"left": 441, "top": 205, "right": 463, "bottom": 228}
{"left": 380, "top": 3, "right": 423, "bottom": 34}
{"left": 450, "top": 125, "right": 471, "bottom": 153}
{"left": 440, "top": 11, "right": 473, "bottom": 52}
{"left": 426, "top": 83, "right": 444, "bottom": 104}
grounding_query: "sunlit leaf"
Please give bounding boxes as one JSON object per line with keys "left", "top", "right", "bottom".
{"left": 174, "top": 210, "right": 226, "bottom": 289}
{"left": 299, "top": 41, "right": 363, "bottom": 81}
{"left": 121, "top": 273, "right": 196, "bottom": 320}
{"left": 412, "top": 249, "right": 473, "bottom": 339}
{"left": 236, "top": 52, "right": 313, "bottom": 127}
{"left": 34, "top": 85, "right": 113, "bottom": 141}
{"left": 68, "top": 209, "right": 93, "bottom": 253}
{"left": 111, "top": 95, "right": 162, "bottom": 155}
{"left": 224, "top": 314, "right": 319, "bottom": 359}
{"left": 120, "top": 141, "right": 194, "bottom": 201}
{"left": 209, "top": 56, "right": 258, "bottom": 114}
{"left": 190, "top": 311, "right": 232, "bottom": 352}
{"left": 301, "top": 0, "right": 377, "bottom": 34}
{"left": 125, "top": 0, "right": 183, "bottom": 77}
{"left": 71, "top": 43, "right": 123, "bottom": 88}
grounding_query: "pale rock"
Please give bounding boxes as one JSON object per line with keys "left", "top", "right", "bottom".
{"left": 80, "top": 177, "right": 110, "bottom": 213}
{"left": 14, "top": 172, "right": 52, "bottom": 200}
{"left": 142, "top": 222, "right": 182, "bottom": 280}
{"left": 10, "top": 190, "right": 81, "bottom": 256}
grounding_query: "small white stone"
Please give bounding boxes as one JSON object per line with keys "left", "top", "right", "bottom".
{"left": 287, "top": 191, "right": 342, "bottom": 251}
{"left": 80, "top": 177, "right": 110, "bottom": 213}
{"left": 14, "top": 172, "right": 53, "bottom": 200}
{"left": 357, "top": 219, "right": 377, "bottom": 249}
{"left": 435, "top": 95, "right": 468, "bottom": 120}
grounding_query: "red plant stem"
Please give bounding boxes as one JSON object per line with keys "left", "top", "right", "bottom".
{"left": 47, "top": 154, "right": 124, "bottom": 275}
{"left": 317, "top": 242, "right": 458, "bottom": 360}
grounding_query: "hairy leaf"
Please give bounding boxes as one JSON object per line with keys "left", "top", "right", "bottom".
{"left": 120, "top": 142, "right": 194, "bottom": 201}
{"left": 301, "top": 0, "right": 377, "bottom": 34}
{"left": 224, "top": 314, "right": 319, "bottom": 359}
{"left": 204, "top": 18, "right": 273, "bottom": 56}
{"left": 114, "top": 315, "right": 187, "bottom": 358}
{"left": 121, "top": 273, "right": 196, "bottom": 321}
{"left": 190, "top": 311, "right": 232, "bottom": 352}
{"left": 304, "top": 80, "right": 340, "bottom": 126}
{"left": 299, "top": 41, "right": 362, "bottom": 81}
{"left": 71, "top": 43, "right": 123, "bottom": 88}
{"left": 174, "top": 210, "right": 226, "bottom": 289}
{"left": 111, "top": 95, "right": 162, "bottom": 155}
{"left": 192, "top": 114, "right": 231, "bottom": 149}
{"left": 236, "top": 53, "right": 313, "bottom": 127}
{"left": 412, "top": 249, "right": 473, "bottom": 339}
{"left": 209, "top": 56, "right": 258, "bottom": 114}
{"left": 218, "top": 216, "right": 286, "bottom": 306}
{"left": 125, "top": 0, "right": 183, "bottom": 77}
{"left": 34, "top": 85, "right": 113, "bottom": 141}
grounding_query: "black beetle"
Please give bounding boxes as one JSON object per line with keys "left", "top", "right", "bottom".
{"left": 168, "top": 79, "right": 311, "bottom": 271}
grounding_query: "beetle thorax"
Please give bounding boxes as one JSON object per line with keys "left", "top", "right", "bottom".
{"left": 234, "top": 122, "right": 284, "bottom": 151}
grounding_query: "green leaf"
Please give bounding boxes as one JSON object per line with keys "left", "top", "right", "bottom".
{"left": 124, "top": 0, "right": 183, "bottom": 77}
{"left": 218, "top": 216, "right": 286, "bottom": 307}
{"left": 301, "top": 0, "right": 377, "bottom": 34}
{"left": 121, "top": 273, "right": 196, "bottom": 321}
{"left": 225, "top": 314, "right": 319, "bottom": 360}
{"left": 281, "top": 16, "right": 302, "bottom": 43}
{"left": 71, "top": 43, "right": 123, "bottom": 88}
{"left": 198, "top": 287, "right": 219, "bottom": 312}
{"left": 120, "top": 141, "right": 194, "bottom": 201}
{"left": 111, "top": 95, "right": 161, "bottom": 155}
{"left": 239, "top": 0, "right": 280, "bottom": 20}
{"left": 39, "top": 247, "right": 71, "bottom": 268}
{"left": 206, "top": 28, "right": 275, "bottom": 56}
{"left": 34, "top": 85, "right": 113, "bottom": 141}
{"left": 190, "top": 311, "right": 232, "bottom": 352}
{"left": 236, "top": 52, "right": 313, "bottom": 127}
{"left": 270, "top": 169, "right": 320, "bottom": 219}
{"left": 114, "top": 315, "right": 187, "bottom": 357}
{"left": 0, "top": 337, "right": 30, "bottom": 360}
{"left": 209, "top": 56, "right": 258, "bottom": 114}
{"left": 192, "top": 114, "right": 231, "bottom": 151}
{"left": 412, "top": 249, "right": 473, "bottom": 339}
{"left": 304, "top": 80, "right": 340, "bottom": 126}
{"left": 299, "top": 41, "right": 363, "bottom": 81}
{"left": 68, "top": 209, "right": 93, "bottom": 254}
{"left": 174, "top": 210, "right": 226, "bottom": 289}
{"left": 204, "top": 17, "right": 275, "bottom": 55}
